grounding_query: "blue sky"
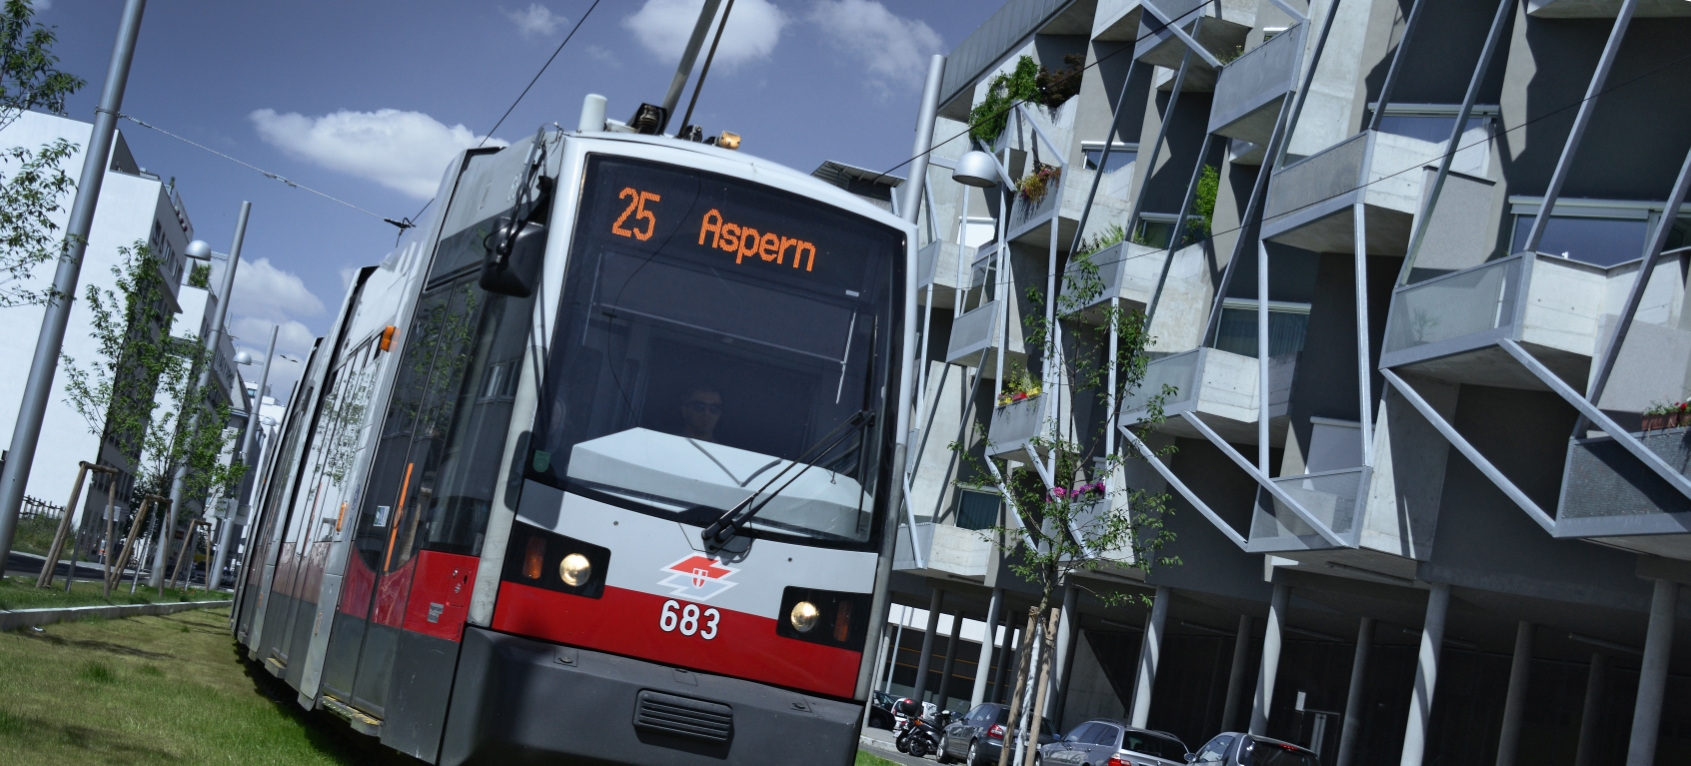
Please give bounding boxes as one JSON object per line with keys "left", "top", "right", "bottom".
{"left": 43, "top": 0, "right": 993, "bottom": 398}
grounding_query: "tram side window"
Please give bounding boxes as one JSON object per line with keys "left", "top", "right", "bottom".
{"left": 351, "top": 211, "right": 540, "bottom": 572}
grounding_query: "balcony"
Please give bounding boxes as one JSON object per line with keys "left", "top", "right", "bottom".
{"left": 1134, "top": 0, "right": 1254, "bottom": 91}
{"left": 986, "top": 393, "right": 1049, "bottom": 465}
{"left": 1119, "top": 347, "right": 1296, "bottom": 445}
{"left": 936, "top": 0, "right": 1094, "bottom": 115}
{"left": 917, "top": 241, "right": 975, "bottom": 309}
{"left": 1260, "top": 125, "right": 1493, "bottom": 254}
{"left": 1209, "top": 23, "right": 1305, "bottom": 147}
{"left": 1527, "top": 0, "right": 1691, "bottom": 18}
{"left": 1380, "top": 253, "right": 1609, "bottom": 389}
{"left": 1556, "top": 428, "right": 1691, "bottom": 557}
{"left": 894, "top": 521, "right": 996, "bottom": 578}
{"left": 1248, "top": 467, "right": 1369, "bottom": 552}
{"left": 1005, "top": 166, "right": 1134, "bottom": 247}
{"left": 1058, "top": 241, "right": 1170, "bottom": 322}
{"left": 944, "top": 299, "right": 1026, "bottom": 377}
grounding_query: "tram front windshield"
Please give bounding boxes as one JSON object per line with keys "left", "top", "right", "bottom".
{"left": 527, "top": 154, "right": 903, "bottom": 548}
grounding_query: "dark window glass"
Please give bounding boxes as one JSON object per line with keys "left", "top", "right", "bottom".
{"left": 528, "top": 155, "right": 904, "bottom": 549}
{"left": 1512, "top": 214, "right": 1649, "bottom": 267}
{"left": 1196, "top": 735, "right": 1234, "bottom": 763}
{"left": 1375, "top": 115, "right": 1487, "bottom": 144}
{"left": 1213, "top": 307, "right": 1309, "bottom": 357}
{"left": 957, "top": 490, "right": 1000, "bottom": 530}
{"left": 1134, "top": 218, "right": 1175, "bottom": 249}
{"left": 1241, "top": 739, "right": 1319, "bottom": 766}
{"left": 1084, "top": 147, "right": 1136, "bottom": 173}
{"left": 1122, "top": 732, "right": 1185, "bottom": 759}
{"left": 1065, "top": 722, "right": 1097, "bottom": 743}
{"left": 1088, "top": 724, "right": 1120, "bottom": 747}
{"left": 351, "top": 210, "right": 540, "bottom": 571}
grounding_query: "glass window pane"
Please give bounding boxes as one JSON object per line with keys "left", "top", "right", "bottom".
{"left": 1065, "top": 722, "right": 1096, "bottom": 743}
{"left": 1088, "top": 724, "right": 1120, "bottom": 746}
{"left": 1134, "top": 219, "right": 1175, "bottom": 249}
{"left": 957, "top": 490, "right": 1000, "bottom": 530}
{"left": 1084, "top": 147, "right": 1137, "bottom": 173}
{"left": 1213, "top": 308, "right": 1309, "bottom": 357}
{"left": 1376, "top": 115, "right": 1486, "bottom": 143}
{"left": 1123, "top": 732, "right": 1185, "bottom": 759}
{"left": 1512, "top": 214, "right": 1649, "bottom": 266}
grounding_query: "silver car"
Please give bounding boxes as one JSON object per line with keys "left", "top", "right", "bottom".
{"left": 1189, "top": 732, "right": 1321, "bottom": 766}
{"left": 1038, "top": 720, "right": 1189, "bottom": 766}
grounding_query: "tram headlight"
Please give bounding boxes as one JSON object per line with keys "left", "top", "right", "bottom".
{"left": 559, "top": 553, "right": 592, "bottom": 587}
{"left": 790, "top": 600, "right": 821, "bottom": 633}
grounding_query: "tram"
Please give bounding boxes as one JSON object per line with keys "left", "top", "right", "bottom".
{"left": 230, "top": 96, "right": 914, "bottom": 765}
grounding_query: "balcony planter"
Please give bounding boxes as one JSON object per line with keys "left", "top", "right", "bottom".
{"left": 987, "top": 392, "right": 1048, "bottom": 465}
{"left": 1641, "top": 411, "right": 1690, "bottom": 432}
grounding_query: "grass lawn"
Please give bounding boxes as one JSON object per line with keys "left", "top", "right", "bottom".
{"left": 0, "top": 606, "right": 410, "bottom": 765}
{"left": 0, "top": 575, "right": 226, "bottom": 611}
{"left": 10, "top": 515, "right": 58, "bottom": 557}
{"left": 857, "top": 749, "right": 909, "bottom": 766}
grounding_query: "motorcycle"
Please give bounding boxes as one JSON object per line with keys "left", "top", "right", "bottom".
{"left": 896, "top": 704, "right": 950, "bottom": 759}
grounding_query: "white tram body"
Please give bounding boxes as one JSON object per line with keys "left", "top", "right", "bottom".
{"left": 234, "top": 123, "right": 914, "bottom": 765}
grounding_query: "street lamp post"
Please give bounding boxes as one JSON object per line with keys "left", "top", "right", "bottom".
{"left": 210, "top": 325, "right": 277, "bottom": 591}
{"left": 152, "top": 202, "right": 250, "bottom": 591}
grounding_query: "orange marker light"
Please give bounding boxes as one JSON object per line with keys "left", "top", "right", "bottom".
{"left": 834, "top": 601, "right": 853, "bottom": 643}
{"left": 379, "top": 325, "right": 397, "bottom": 352}
{"left": 523, "top": 537, "right": 545, "bottom": 581}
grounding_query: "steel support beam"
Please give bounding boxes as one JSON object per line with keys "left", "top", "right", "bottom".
{"left": 1177, "top": 412, "right": 1348, "bottom": 547}
{"left": 1120, "top": 424, "right": 1248, "bottom": 547}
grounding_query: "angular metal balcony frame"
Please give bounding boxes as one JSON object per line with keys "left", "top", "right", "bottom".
{"left": 1208, "top": 21, "right": 1306, "bottom": 146}
{"left": 917, "top": 240, "right": 975, "bottom": 310}
{"left": 1057, "top": 241, "right": 1172, "bottom": 323}
{"left": 1001, "top": 104, "right": 1072, "bottom": 246}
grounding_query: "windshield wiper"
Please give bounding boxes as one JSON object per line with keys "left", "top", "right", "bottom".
{"left": 701, "top": 408, "right": 875, "bottom": 546}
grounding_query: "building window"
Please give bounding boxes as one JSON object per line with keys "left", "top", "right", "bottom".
{"left": 956, "top": 490, "right": 1000, "bottom": 531}
{"left": 1081, "top": 141, "right": 1137, "bottom": 173}
{"left": 1507, "top": 197, "right": 1686, "bottom": 267}
{"left": 1370, "top": 104, "right": 1497, "bottom": 144}
{"left": 1213, "top": 299, "right": 1311, "bottom": 357}
{"left": 1133, "top": 213, "right": 1180, "bottom": 249}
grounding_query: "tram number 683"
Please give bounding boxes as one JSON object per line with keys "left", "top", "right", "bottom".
{"left": 660, "top": 600, "right": 720, "bottom": 640}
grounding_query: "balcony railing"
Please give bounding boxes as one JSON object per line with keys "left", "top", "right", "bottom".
{"left": 937, "top": 0, "right": 1073, "bottom": 109}
{"left": 1556, "top": 429, "right": 1691, "bottom": 539}
{"left": 1121, "top": 347, "right": 1296, "bottom": 444}
{"left": 1059, "top": 241, "right": 1170, "bottom": 320}
{"left": 918, "top": 241, "right": 975, "bottom": 308}
{"left": 987, "top": 393, "right": 1048, "bottom": 465}
{"left": 1209, "top": 22, "right": 1304, "bottom": 145}
{"left": 1249, "top": 467, "right": 1368, "bottom": 552}
{"left": 944, "top": 299, "right": 1025, "bottom": 376}
{"left": 894, "top": 521, "right": 995, "bottom": 578}
{"left": 1264, "top": 132, "right": 1369, "bottom": 225}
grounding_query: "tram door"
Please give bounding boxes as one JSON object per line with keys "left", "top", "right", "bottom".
{"left": 331, "top": 153, "right": 540, "bottom": 720}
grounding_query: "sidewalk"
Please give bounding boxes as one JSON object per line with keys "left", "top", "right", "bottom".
{"left": 860, "top": 724, "right": 934, "bottom": 766}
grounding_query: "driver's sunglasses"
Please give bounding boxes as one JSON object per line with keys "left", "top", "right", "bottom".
{"left": 686, "top": 401, "right": 722, "bottom": 414}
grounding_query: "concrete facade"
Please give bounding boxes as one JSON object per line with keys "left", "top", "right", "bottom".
{"left": 884, "top": 2, "right": 1691, "bottom": 764}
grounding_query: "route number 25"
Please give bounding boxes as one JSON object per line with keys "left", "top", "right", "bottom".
{"left": 612, "top": 187, "right": 660, "bottom": 241}
{"left": 660, "top": 599, "right": 720, "bottom": 640}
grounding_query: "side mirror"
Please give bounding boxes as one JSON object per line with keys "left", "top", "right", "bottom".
{"left": 1185, "top": 754, "right": 1198, "bottom": 763}
{"left": 479, "top": 217, "right": 547, "bottom": 297}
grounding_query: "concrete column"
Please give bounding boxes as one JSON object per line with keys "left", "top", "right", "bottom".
{"left": 913, "top": 589, "right": 945, "bottom": 703}
{"left": 1222, "top": 614, "right": 1254, "bottom": 732}
{"left": 1574, "top": 653, "right": 1608, "bottom": 766}
{"left": 869, "top": 625, "right": 893, "bottom": 702}
{"left": 1131, "top": 585, "right": 1172, "bottom": 728}
{"left": 1495, "top": 622, "right": 1534, "bottom": 766}
{"left": 1626, "top": 578, "right": 1679, "bottom": 766}
{"left": 1400, "top": 583, "right": 1451, "bottom": 766}
{"left": 970, "top": 587, "right": 1004, "bottom": 709}
{"left": 1049, "top": 584, "right": 1080, "bottom": 726}
{"left": 1250, "top": 584, "right": 1290, "bottom": 736}
{"left": 883, "top": 605, "right": 907, "bottom": 694}
{"left": 936, "top": 608, "right": 966, "bottom": 711}
{"left": 997, "top": 625, "right": 1021, "bottom": 703}
{"left": 1335, "top": 617, "right": 1373, "bottom": 766}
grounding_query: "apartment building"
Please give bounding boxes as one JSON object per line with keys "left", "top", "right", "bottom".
{"left": 878, "top": 2, "right": 1691, "bottom": 765}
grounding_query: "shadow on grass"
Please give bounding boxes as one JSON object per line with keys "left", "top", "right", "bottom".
{"left": 15, "top": 629, "right": 173, "bottom": 660}
{"left": 0, "top": 709, "right": 180, "bottom": 764}
{"left": 234, "top": 644, "right": 417, "bottom": 766}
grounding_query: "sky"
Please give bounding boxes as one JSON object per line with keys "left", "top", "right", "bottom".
{"left": 40, "top": 0, "right": 995, "bottom": 400}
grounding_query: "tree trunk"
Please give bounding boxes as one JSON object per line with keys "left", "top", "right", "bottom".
{"left": 997, "top": 607, "right": 1041, "bottom": 766}
{"left": 1022, "top": 607, "right": 1063, "bottom": 766}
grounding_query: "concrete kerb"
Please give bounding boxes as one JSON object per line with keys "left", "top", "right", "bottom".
{"left": 0, "top": 599, "right": 231, "bottom": 632}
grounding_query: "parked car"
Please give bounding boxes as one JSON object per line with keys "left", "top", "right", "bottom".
{"left": 1189, "top": 733, "right": 1320, "bottom": 766}
{"left": 937, "top": 702, "right": 1058, "bottom": 766}
{"left": 1040, "top": 719, "right": 1188, "bottom": 766}
{"left": 868, "top": 691, "right": 897, "bottom": 730}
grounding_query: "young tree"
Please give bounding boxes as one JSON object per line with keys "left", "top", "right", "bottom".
{"left": 0, "top": 0, "right": 85, "bottom": 306}
{"left": 954, "top": 240, "right": 1181, "bottom": 766}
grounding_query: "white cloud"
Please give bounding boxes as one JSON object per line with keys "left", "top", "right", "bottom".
{"left": 32, "top": 0, "right": 51, "bottom": 11}
{"left": 231, "top": 257, "right": 326, "bottom": 324}
{"left": 505, "top": 3, "right": 564, "bottom": 37}
{"left": 808, "top": 1, "right": 943, "bottom": 95}
{"left": 230, "top": 316, "right": 316, "bottom": 404}
{"left": 249, "top": 109, "right": 504, "bottom": 200}
{"left": 624, "top": 0, "right": 786, "bottom": 70}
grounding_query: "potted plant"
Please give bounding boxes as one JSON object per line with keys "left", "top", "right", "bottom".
{"left": 1017, "top": 163, "right": 1062, "bottom": 206}
{"left": 1642, "top": 400, "right": 1691, "bottom": 432}
{"left": 996, "top": 367, "right": 1042, "bottom": 408}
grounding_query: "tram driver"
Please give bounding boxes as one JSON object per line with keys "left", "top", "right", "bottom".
{"left": 679, "top": 385, "right": 723, "bottom": 442}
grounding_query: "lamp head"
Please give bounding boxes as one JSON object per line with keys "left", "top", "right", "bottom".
{"left": 952, "top": 151, "right": 1002, "bottom": 188}
{"left": 186, "top": 240, "right": 213, "bottom": 260}
{"left": 235, "top": 351, "right": 253, "bottom": 365}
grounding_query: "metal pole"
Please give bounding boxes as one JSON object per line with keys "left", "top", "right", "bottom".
{"left": 902, "top": 55, "right": 947, "bottom": 225}
{"left": 937, "top": 608, "right": 966, "bottom": 711}
{"left": 1130, "top": 585, "right": 1171, "bottom": 728}
{"left": 154, "top": 202, "right": 250, "bottom": 590}
{"left": 1367, "top": 0, "right": 1428, "bottom": 131}
{"left": 1257, "top": 240, "right": 1271, "bottom": 472}
{"left": 1335, "top": 617, "right": 1374, "bottom": 766}
{"left": 1250, "top": 584, "right": 1289, "bottom": 735}
{"left": 658, "top": 0, "right": 724, "bottom": 128}
{"left": 210, "top": 326, "right": 276, "bottom": 591}
{"left": 1574, "top": 653, "right": 1607, "bottom": 766}
{"left": 1522, "top": 0, "right": 1639, "bottom": 253}
{"left": 972, "top": 587, "right": 1005, "bottom": 708}
{"left": 0, "top": 0, "right": 147, "bottom": 569}
{"left": 1126, "top": 44, "right": 1196, "bottom": 238}
{"left": 914, "top": 589, "right": 946, "bottom": 704}
{"left": 1496, "top": 621, "right": 1535, "bottom": 766}
{"left": 1400, "top": 583, "right": 1451, "bottom": 766}
{"left": 1625, "top": 579, "right": 1679, "bottom": 766}
{"left": 1222, "top": 614, "right": 1254, "bottom": 731}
